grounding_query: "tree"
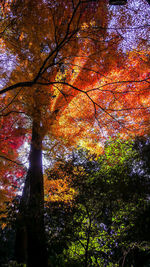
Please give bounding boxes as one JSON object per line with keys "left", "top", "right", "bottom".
{"left": 0, "top": 1, "right": 109, "bottom": 265}
{"left": 0, "top": 0, "right": 150, "bottom": 266}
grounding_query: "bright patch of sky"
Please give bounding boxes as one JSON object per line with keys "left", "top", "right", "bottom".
{"left": 108, "top": 0, "right": 150, "bottom": 52}
{"left": 0, "top": 52, "right": 17, "bottom": 89}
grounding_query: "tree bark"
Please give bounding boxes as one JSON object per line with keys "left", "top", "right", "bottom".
{"left": 15, "top": 118, "right": 48, "bottom": 267}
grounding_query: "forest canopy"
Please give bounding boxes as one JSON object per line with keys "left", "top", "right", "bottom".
{"left": 0, "top": 0, "right": 150, "bottom": 266}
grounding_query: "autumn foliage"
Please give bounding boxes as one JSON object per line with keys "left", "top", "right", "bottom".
{"left": 0, "top": 0, "right": 150, "bottom": 265}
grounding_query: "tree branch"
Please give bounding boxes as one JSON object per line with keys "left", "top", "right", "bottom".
{"left": 0, "top": 155, "right": 24, "bottom": 166}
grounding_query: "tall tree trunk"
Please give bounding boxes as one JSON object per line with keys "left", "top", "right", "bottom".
{"left": 15, "top": 118, "right": 48, "bottom": 267}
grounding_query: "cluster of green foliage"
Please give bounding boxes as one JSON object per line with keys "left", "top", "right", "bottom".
{"left": 44, "top": 136, "right": 150, "bottom": 266}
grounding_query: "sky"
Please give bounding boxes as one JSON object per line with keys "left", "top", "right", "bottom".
{"left": 108, "top": 0, "right": 150, "bottom": 52}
